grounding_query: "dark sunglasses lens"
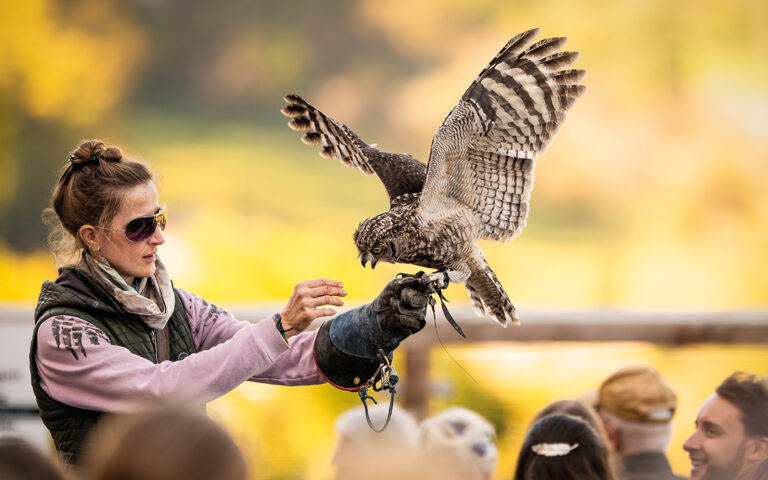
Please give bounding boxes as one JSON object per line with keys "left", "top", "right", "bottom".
{"left": 125, "top": 217, "right": 155, "bottom": 242}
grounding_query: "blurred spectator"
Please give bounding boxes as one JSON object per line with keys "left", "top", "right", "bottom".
{"left": 80, "top": 408, "right": 247, "bottom": 480}
{"left": 420, "top": 407, "right": 498, "bottom": 480}
{"left": 514, "top": 413, "right": 615, "bottom": 480}
{"left": 533, "top": 398, "right": 617, "bottom": 477}
{"left": 595, "top": 365, "right": 684, "bottom": 480}
{"left": 683, "top": 371, "right": 768, "bottom": 480}
{"left": 333, "top": 404, "right": 420, "bottom": 480}
{"left": 533, "top": 399, "right": 609, "bottom": 445}
{"left": 0, "top": 437, "right": 66, "bottom": 480}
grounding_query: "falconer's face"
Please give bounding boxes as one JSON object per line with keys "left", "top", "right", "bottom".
{"left": 96, "top": 181, "right": 165, "bottom": 285}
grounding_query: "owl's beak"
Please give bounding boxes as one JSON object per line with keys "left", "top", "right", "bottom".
{"left": 360, "top": 252, "right": 377, "bottom": 269}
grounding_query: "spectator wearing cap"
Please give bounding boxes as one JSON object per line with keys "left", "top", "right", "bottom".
{"left": 420, "top": 407, "right": 498, "bottom": 480}
{"left": 595, "top": 365, "right": 685, "bottom": 480}
{"left": 683, "top": 372, "right": 768, "bottom": 480}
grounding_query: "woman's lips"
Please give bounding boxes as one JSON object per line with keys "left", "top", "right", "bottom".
{"left": 142, "top": 253, "right": 156, "bottom": 262}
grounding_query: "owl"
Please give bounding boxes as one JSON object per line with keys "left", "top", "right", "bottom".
{"left": 281, "top": 28, "right": 586, "bottom": 326}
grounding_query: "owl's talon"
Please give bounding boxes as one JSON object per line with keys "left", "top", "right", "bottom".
{"left": 418, "top": 271, "right": 450, "bottom": 293}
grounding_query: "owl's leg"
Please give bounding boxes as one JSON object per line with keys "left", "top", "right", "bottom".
{"left": 415, "top": 268, "right": 468, "bottom": 338}
{"left": 415, "top": 267, "right": 469, "bottom": 295}
{"left": 424, "top": 268, "right": 469, "bottom": 285}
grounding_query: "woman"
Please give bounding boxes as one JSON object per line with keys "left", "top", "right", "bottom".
{"left": 514, "top": 414, "right": 615, "bottom": 480}
{"left": 32, "top": 140, "right": 430, "bottom": 466}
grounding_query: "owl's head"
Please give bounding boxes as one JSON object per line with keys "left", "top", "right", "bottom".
{"left": 353, "top": 213, "right": 401, "bottom": 269}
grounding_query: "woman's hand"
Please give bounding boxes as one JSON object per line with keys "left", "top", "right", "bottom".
{"left": 280, "top": 279, "right": 346, "bottom": 338}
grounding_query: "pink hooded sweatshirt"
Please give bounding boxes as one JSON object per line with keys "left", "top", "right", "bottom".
{"left": 35, "top": 288, "right": 325, "bottom": 413}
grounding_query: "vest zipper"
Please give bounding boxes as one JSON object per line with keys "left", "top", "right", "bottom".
{"left": 150, "top": 329, "right": 158, "bottom": 364}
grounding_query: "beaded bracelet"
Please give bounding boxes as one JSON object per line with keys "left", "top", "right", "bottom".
{"left": 273, "top": 313, "right": 294, "bottom": 340}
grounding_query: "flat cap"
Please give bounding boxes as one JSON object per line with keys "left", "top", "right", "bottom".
{"left": 597, "top": 365, "right": 677, "bottom": 423}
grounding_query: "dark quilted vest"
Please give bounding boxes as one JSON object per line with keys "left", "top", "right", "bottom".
{"left": 29, "top": 268, "right": 198, "bottom": 466}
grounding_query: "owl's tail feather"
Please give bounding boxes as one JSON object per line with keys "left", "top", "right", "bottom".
{"left": 465, "top": 259, "right": 518, "bottom": 327}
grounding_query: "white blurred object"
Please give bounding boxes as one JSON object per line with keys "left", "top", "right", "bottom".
{"left": 420, "top": 407, "right": 498, "bottom": 480}
{"left": 333, "top": 404, "right": 419, "bottom": 469}
{"left": 0, "top": 313, "right": 51, "bottom": 452}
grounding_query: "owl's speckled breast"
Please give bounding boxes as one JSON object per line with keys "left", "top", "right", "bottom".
{"left": 390, "top": 202, "right": 476, "bottom": 270}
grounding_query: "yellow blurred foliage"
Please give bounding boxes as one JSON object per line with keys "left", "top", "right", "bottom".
{"left": 0, "top": 0, "right": 146, "bottom": 124}
{"left": 1, "top": 2, "right": 767, "bottom": 480}
{"left": 0, "top": 244, "right": 55, "bottom": 305}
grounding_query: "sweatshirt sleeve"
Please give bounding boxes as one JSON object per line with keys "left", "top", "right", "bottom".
{"left": 176, "top": 288, "right": 324, "bottom": 385}
{"left": 35, "top": 307, "right": 322, "bottom": 413}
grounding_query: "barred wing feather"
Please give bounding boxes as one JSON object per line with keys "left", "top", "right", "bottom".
{"left": 282, "top": 94, "right": 374, "bottom": 174}
{"left": 418, "top": 28, "right": 586, "bottom": 242}
{"left": 282, "top": 94, "right": 427, "bottom": 205}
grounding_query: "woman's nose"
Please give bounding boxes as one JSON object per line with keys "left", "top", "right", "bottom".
{"left": 148, "top": 225, "right": 165, "bottom": 246}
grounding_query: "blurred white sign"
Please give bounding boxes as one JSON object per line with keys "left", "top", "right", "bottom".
{"left": 0, "top": 313, "right": 51, "bottom": 452}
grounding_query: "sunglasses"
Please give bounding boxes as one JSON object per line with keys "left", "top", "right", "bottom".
{"left": 99, "top": 204, "right": 167, "bottom": 243}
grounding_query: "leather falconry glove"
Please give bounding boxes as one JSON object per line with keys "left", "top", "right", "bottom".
{"left": 314, "top": 275, "right": 429, "bottom": 390}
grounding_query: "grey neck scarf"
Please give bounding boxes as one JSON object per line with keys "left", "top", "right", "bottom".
{"left": 77, "top": 251, "right": 175, "bottom": 330}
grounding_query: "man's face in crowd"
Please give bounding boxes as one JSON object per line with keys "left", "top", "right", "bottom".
{"left": 683, "top": 394, "right": 750, "bottom": 480}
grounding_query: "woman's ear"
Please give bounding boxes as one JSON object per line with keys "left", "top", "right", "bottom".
{"left": 78, "top": 224, "right": 100, "bottom": 252}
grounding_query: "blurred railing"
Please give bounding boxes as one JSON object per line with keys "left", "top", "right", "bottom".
{"left": 228, "top": 306, "right": 768, "bottom": 418}
{"left": 3, "top": 306, "right": 768, "bottom": 422}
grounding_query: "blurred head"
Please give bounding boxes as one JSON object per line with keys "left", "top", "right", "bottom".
{"left": 595, "top": 365, "right": 677, "bottom": 455}
{"left": 533, "top": 399, "right": 612, "bottom": 457}
{"left": 683, "top": 372, "right": 768, "bottom": 480}
{"left": 46, "top": 139, "right": 164, "bottom": 283}
{"left": 420, "top": 407, "right": 498, "bottom": 480}
{"left": 81, "top": 409, "right": 247, "bottom": 480}
{"left": 0, "top": 437, "right": 65, "bottom": 480}
{"left": 514, "top": 414, "right": 614, "bottom": 480}
{"left": 533, "top": 399, "right": 605, "bottom": 436}
{"left": 333, "top": 405, "right": 420, "bottom": 479}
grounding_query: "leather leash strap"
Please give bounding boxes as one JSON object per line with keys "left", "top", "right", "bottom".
{"left": 157, "top": 324, "right": 170, "bottom": 362}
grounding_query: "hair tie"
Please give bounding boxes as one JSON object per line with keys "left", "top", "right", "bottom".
{"left": 531, "top": 443, "right": 579, "bottom": 457}
{"left": 91, "top": 152, "right": 102, "bottom": 163}
{"left": 68, "top": 154, "right": 76, "bottom": 163}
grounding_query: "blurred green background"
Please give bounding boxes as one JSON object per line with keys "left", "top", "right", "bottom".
{"left": 1, "top": 0, "right": 767, "bottom": 478}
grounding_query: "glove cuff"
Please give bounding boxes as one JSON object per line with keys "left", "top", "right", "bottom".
{"left": 314, "top": 320, "right": 381, "bottom": 391}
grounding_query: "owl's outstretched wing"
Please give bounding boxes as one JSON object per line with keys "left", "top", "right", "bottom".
{"left": 282, "top": 95, "right": 426, "bottom": 206}
{"left": 417, "top": 28, "right": 586, "bottom": 242}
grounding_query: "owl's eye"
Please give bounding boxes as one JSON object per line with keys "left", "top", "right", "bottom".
{"left": 371, "top": 246, "right": 383, "bottom": 255}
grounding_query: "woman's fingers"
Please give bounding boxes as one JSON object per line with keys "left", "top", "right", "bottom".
{"left": 302, "top": 278, "right": 344, "bottom": 289}
{"left": 306, "top": 295, "right": 345, "bottom": 308}
{"left": 309, "top": 308, "right": 337, "bottom": 320}
{"left": 280, "top": 279, "right": 346, "bottom": 336}
{"left": 306, "top": 284, "right": 347, "bottom": 299}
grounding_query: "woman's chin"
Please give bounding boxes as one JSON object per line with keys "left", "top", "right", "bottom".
{"left": 143, "top": 264, "right": 157, "bottom": 278}
{"left": 130, "top": 264, "right": 156, "bottom": 281}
